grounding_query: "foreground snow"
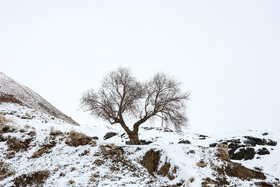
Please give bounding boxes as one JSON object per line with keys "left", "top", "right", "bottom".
{"left": 1, "top": 103, "right": 279, "bottom": 186}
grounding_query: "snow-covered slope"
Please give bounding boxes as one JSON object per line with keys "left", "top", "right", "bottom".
{"left": 0, "top": 72, "right": 79, "bottom": 125}
{"left": 1, "top": 102, "right": 279, "bottom": 186}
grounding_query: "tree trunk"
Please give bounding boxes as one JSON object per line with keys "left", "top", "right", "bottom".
{"left": 128, "top": 131, "right": 140, "bottom": 145}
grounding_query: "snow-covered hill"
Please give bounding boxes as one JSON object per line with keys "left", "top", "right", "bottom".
{"left": 0, "top": 72, "right": 79, "bottom": 126}
{"left": 1, "top": 102, "right": 279, "bottom": 186}
{"left": 1, "top": 73, "right": 279, "bottom": 186}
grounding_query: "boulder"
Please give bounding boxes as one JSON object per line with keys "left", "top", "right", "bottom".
{"left": 178, "top": 140, "right": 191, "bottom": 144}
{"left": 197, "top": 161, "right": 207, "bottom": 168}
{"left": 244, "top": 136, "right": 266, "bottom": 146}
{"left": 231, "top": 148, "right": 255, "bottom": 160}
{"left": 257, "top": 148, "right": 270, "bottom": 155}
{"left": 266, "top": 139, "right": 277, "bottom": 146}
{"left": 217, "top": 143, "right": 229, "bottom": 160}
{"left": 103, "top": 132, "right": 117, "bottom": 140}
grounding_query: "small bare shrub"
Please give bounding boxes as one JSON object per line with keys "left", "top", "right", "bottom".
{"left": 59, "top": 172, "right": 65, "bottom": 177}
{"left": 93, "top": 159, "right": 105, "bottom": 166}
{"left": 70, "top": 167, "right": 76, "bottom": 172}
{"left": 69, "top": 130, "right": 87, "bottom": 139}
{"left": 90, "top": 172, "right": 100, "bottom": 182}
{"left": 189, "top": 177, "right": 195, "bottom": 183}
{"left": 65, "top": 130, "right": 93, "bottom": 147}
{"left": 69, "top": 180, "right": 75, "bottom": 184}
{"left": 25, "top": 124, "right": 31, "bottom": 129}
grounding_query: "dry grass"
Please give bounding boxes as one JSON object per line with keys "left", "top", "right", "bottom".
{"left": 69, "top": 130, "right": 87, "bottom": 140}
{"left": 65, "top": 130, "right": 93, "bottom": 147}
{"left": 90, "top": 172, "right": 100, "bottom": 182}
{"left": 189, "top": 177, "right": 195, "bottom": 183}
{"left": 0, "top": 114, "right": 12, "bottom": 124}
{"left": 24, "top": 124, "right": 31, "bottom": 129}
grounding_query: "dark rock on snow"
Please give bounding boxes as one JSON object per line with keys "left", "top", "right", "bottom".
{"left": 257, "top": 148, "right": 270, "bottom": 155}
{"left": 231, "top": 148, "right": 255, "bottom": 160}
{"left": 178, "top": 140, "right": 191, "bottom": 144}
{"left": 103, "top": 132, "right": 117, "bottom": 140}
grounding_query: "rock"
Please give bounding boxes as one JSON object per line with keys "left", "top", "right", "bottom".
{"left": 209, "top": 143, "right": 217, "bottom": 147}
{"left": 262, "top": 132, "right": 269, "bottom": 136}
{"left": 188, "top": 150, "right": 195, "bottom": 154}
{"left": 92, "top": 136, "right": 99, "bottom": 140}
{"left": 198, "top": 135, "right": 208, "bottom": 140}
{"left": 266, "top": 139, "right": 277, "bottom": 146}
{"left": 244, "top": 136, "right": 266, "bottom": 146}
{"left": 125, "top": 140, "right": 152, "bottom": 145}
{"left": 163, "top": 128, "right": 173, "bottom": 132}
{"left": 257, "top": 148, "right": 270, "bottom": 155}
{"left": 103, "top": 132, "right": 117, "bottom": 140}
{"left": 231, "top": 148, "right": 255, "bottom": 160}
{"left": 217, "top": 143, "right": 229, "bottom": 160}
{"left": 178, "top": 140, "right": 191, "bottom": 144}
{"left": 140, "top": 150, "right": 161, "bottom": 174}
{"left": 196, "top": 161, "right": 207, "bottom": 168}
{"left": 140, "top": 140, "right": 152, "bottom": 145}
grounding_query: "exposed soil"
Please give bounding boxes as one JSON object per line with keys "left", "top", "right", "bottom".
{"left": 13, "top": 170, "right": 50, "bottom": 187}
{"left": 140, "top": 149, "right": 161, "bottom": 174}
{"left": 7, "top": 137, "right": 33, "bottom": 152}
{"left": 0, "top": 93, "right": 24, "bottom": 105}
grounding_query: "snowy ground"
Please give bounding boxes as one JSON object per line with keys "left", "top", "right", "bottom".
{"left": 1, "top": 102, "right": 279, "bottom": 186}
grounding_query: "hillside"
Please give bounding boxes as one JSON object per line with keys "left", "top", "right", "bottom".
{"left": 0, "top": 73, "right": 279, "bottom": 186}
{"left": 1, "top": 102, "right": 279, "bottom": 186}
{"left": 0, "top": 73, "right": 79, "bottom": 126}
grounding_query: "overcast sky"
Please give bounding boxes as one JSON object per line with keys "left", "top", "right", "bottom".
{"left": 1, "top": 1, "right": 280, "bottom": 133}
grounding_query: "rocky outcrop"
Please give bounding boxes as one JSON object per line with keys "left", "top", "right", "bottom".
{"left": 210, "top": 136, "right": 277, "bottom": 160}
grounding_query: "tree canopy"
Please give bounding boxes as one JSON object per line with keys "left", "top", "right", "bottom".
{"left": 81, "top": 67, "right": 189, "bottom": 145}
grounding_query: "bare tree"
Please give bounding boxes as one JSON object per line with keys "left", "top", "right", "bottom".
{"left": 81, "top": 67, "right": 189, "bottom": 145}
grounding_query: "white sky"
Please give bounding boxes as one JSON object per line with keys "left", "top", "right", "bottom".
{"left": 1, "top": 1, "right": 280, "bottom": 133}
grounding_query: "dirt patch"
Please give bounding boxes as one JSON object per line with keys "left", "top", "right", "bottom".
{"left": 140, "top": 150, "right": 161, "bottom": 174}
{"left": 0, "top": 162, "right": 15, "bottom": 180}
{"left": 157, "top": 162, "right": 171, "bottom": 176}
{"left": 254, "top": 182, "right": 274, "bottom": 187}
{"left": 225, "top": 162, "right": 266, "bottom": 180}
{"left": 7, "top": 137, "right": 33, "bottom": 152}
{"left": 13, "top": 170, "right": 49, "bottom": 187}
{"left": 32, "top": 141, "right": 56, "bottom": 158}
{"left": 213, "top": 161, "right": 266, "bottom": 181}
